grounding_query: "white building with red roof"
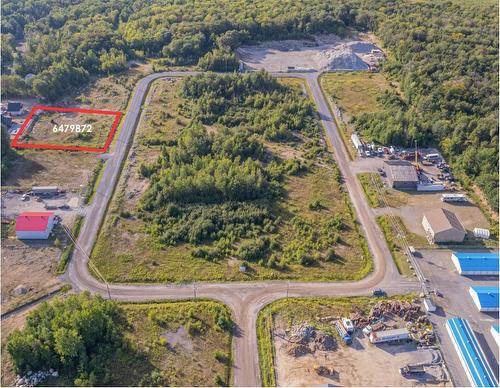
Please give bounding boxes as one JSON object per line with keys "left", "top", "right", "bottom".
{"left": 15, "top": 212, "right": 56, "bottom": 240}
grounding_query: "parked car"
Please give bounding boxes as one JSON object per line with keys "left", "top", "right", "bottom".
{"left": 372, "top": 288, "right": 386, "bottom": 297}
{"left": 20, "top": 194, "right": 29, "bottom": 201}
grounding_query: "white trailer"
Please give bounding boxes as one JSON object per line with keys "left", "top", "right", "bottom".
{"left": 473, "top": 228, "right": 490, "bottom": 239}
{"left": 441, "top": 193, "right": 468, "bottom": 202}
{"left": 351, "top": 133, "right": 363, "bottom": 154}
{"left": 369, "top": 328, "right": 410, "bottom": 344}
{"left": 417, "top": 183, "right": 445, "bottom": 192}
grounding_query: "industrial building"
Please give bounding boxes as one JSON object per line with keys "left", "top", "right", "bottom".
{"left": 383, "top": 160, "right": 419, "bottom": 190}
{"left": 422, "top": 208, "right": 466, "bottom": 243}
{"left": 32, "top": 186, "right": 59, "bottom": 196}
{"left": 446, "top": 318, "right": 497, "bottom": 388}
{"left": 451, "top": 251, "right": 499, "bottom": 275}
{"left": 468, "top": 286, "right": 499, "bottom": 312}
{"left": 15, "top": 212, "right": 55, "bottom": 240}
{"left": 491, "top": 325, "right": 500, "bottom": 348}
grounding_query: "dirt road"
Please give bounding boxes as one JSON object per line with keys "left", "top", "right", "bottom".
{"left": 63, "top": 71, "right": 419, "bottom": 386}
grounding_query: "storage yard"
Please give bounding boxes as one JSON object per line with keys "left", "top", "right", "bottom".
{"left": 237, "top": 34, "right": 385, "bottom": 73}
{"left": 416, "top": 249, "right": 499, "bottom": 386}
{"left": 267, "top": 298, "right": 450, "bottom": 387}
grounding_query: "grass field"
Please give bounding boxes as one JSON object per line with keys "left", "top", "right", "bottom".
{"left": 320, "top": 72, "right": 393, "bottom": 159}
{"left": 357, "top": 172, "right": 408, "bottom": 208}
{"left": 320, "top": 72, "right": 392, "bottom": 122}
{"left": 90, "top": 77, "right": 371, "bottom": 283}
{"left": 376, "top": 215, "right": 429, "bottom": 277}
{"left": 17, "top": 110, "right": 118, "bottom": 149}
{"left": 257, "top": 296, "right": 415, "bottom": 387}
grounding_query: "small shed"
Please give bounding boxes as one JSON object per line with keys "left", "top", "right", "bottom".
{"left": 15, "top": 212, "right": 55, "bottom": 240}
{"left": 6, "top": 101, "right": 23, "bottom": 115}
{"left": 422, "top": 208, "right": 466, "bottom": 243}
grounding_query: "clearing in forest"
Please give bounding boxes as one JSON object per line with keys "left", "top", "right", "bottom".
{"left": 12, "top": 106, "right": 121, "bottom": 152}
{"left": 90, "top": 74, "right": 371, "bottom": 283}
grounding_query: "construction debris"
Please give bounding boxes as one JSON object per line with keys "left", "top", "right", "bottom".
{"left": 315, "top": 365, "right": 336, "bottom": 377}
{"left": 15, "top": 369, "right": 58, "bottom": 387}
{"left": 283, "top": 322, "right": 337, "bottom": 356}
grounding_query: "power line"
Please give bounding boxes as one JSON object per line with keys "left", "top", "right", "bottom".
{"left": 61, "top": 223, "right": 111, "bottom": 299}
{"left": 368, "top": 173, "right": 428, "bottom": 295}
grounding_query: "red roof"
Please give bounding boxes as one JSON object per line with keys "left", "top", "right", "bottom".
{"left": 16, "top": 212, "right": 54, "bottom": 232}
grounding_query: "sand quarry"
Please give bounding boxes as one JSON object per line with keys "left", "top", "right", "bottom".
{"left": 237, "top": 34, "right": 385, "bottom": 73}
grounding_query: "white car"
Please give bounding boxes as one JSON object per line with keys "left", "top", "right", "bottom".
{"left": 342, "top": 318, "right": 355, "bottom": 334}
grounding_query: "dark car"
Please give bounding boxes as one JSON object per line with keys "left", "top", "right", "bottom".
{"left": 372, "top": 288, "right": 386, "bottom": 297}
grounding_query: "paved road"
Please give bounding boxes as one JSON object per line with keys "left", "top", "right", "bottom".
{"left": 66, "top": 71, "right": 419, "bottom": 386}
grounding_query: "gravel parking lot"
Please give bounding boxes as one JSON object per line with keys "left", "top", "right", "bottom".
{"left": 417, "top": 249, "right": 499, "bottom": 386}
{"left": 1, "top": 191, "right": 83, "bottom": 226}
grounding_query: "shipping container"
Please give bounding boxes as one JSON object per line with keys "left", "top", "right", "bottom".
{"left": 369, "top": 328, "right": 410, "bottom": 344}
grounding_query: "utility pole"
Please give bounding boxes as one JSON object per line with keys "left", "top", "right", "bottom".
{"left": 62, "top": 224, "right": 111, "bottom": 299}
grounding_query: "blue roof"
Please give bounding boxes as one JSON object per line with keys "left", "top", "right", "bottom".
{"left": 453, "top": 252, "right": 499, "bottom": 273}
{"left": 447, "top": 318, "right": 498, "bottom": 387}
{"left": 470, "top": 286, "right": 500, "bottom": 309}
{"left": 492, "top": 325, "right": 499, "bottom": 335}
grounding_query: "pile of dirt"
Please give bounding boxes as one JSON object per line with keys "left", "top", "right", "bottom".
{"left": 286, "top": 343, "right": 311, "bottom": 357}
{"left": 312, "top": 332, "right": 337, "bottom": 351}
{"left": 319, "top": 48, "right": 368, "bottom": 71}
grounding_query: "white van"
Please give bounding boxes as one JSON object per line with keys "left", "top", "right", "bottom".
{"left": 423, "top": 153, "right": 440, "bottom": 161}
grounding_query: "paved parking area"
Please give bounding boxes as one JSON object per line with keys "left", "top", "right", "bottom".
{"left": 417, "top": 249, "right": 499, "bottom": 386}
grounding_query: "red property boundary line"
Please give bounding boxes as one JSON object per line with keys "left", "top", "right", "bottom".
{"left": 10, "top": 105, "right": 123, "bottom": 152}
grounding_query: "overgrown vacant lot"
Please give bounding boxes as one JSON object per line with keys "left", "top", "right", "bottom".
{"left": 91, "top": 73, "right": 370, "bottom": 283}
{"left": 17, "top": 110, "right": 118, "bottom": 149}
{"left": 2, "top": 67, "right": 147, "bottom": 191}
{"left": 2, "top": 295, "right": 232, "bottom": 386}
{"left": 321, "top": 72, "right": 393, "bottom": 123}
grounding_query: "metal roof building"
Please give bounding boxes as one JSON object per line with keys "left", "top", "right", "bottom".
{"left": 468, "top": 286, "right": 499, "bottom": 312}
{"left": 15, "top": 212, "right": 55, "bottom": 240}
{"left": 446, "top": 318, "right": 498, "bottom": 387}
{"left": 384, "top": 160, "right": 419, "bottom": 190}
{"left": 422, "top": 208, "right": 466, "bottom": 243}
{"left": 451, "top": 251, "right": 499, "bottom": 275}
{"left": 491, "top": 325, "right": 500, "bottom": 348}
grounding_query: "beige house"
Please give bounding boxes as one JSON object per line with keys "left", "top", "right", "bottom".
{"left": 422, "top": 208, "right": 466, "bottom": 243}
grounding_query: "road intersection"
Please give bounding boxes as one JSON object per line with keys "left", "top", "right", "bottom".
{"left": 66, "top": 71, "right": 420, "bottom": 386}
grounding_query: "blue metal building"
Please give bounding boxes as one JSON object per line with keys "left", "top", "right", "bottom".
{"left": 446, "top": 318, "right": 498, "bottom": 387}
{"left": 451, "top": 252, "right": 499, "bottom": 275}
{"left": 469, "top": 286, "right": 500, "bottom": 312}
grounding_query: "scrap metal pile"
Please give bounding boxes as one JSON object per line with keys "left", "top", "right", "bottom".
{"left": 350, "top": 300, "right": 436, "bottom": 345}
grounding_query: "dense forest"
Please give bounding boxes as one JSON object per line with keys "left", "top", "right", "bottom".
{"left": 1, "top": 0, "right": 497, "bottom": 208}
{"left": 7, "top": 293, "right": 125, "bottom": 385}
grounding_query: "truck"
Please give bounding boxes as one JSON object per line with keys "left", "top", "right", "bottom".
{"left": 341, "top": 318, "right": 355, "bottom": 334}
{"left": 369, "top": 328, "right": 410, "bottom": 344}
{"left": 399, "top": 364, "right": 425, "bottom": 375}
{"left": 335, "top": 320, "right": 352, "bottom": 345}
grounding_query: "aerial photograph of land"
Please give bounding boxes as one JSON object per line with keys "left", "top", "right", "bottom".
{"left": 0, "top": 0, "right": 498, "bottom": 387}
